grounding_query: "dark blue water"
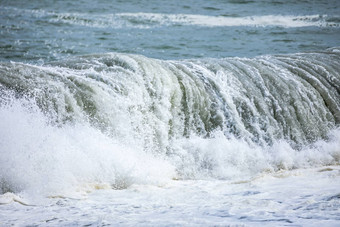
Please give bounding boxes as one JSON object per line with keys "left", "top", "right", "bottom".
{"left": 1, "top": 0, "right": 339, "bottom": 62}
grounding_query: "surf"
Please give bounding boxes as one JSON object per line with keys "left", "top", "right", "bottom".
{"left": 0, "top": 49, "right": 339, "bottom": 196}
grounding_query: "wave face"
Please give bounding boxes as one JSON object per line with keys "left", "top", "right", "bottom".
{"left": 0, "top": 49, "right": 340, "bottom": 195}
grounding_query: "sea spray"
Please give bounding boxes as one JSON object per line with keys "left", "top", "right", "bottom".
{"left": 0, "top": 90, "right": 175, "bottom": 196}
{"left": 0, "top": 49, "right": 339, "bottom": 195}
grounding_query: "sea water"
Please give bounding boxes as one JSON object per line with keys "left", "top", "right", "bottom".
{"left": 0, "top": 0, "right": 340, "bottom": 226}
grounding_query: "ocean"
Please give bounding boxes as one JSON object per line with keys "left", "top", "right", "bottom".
{"left": 0, "top": 0, "right": 340, "bottom": 226}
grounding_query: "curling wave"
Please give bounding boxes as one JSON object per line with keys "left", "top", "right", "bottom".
{"left": 0, "top": 49, "right": 339, "bottom": 195}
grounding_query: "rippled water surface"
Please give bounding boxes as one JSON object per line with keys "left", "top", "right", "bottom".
{"left": 1, "top": 0, "right": 340, "bottom": 62}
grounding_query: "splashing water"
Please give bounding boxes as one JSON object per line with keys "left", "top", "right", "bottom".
{"left": 0, "top": 49, "right": 339, "bottom": 197}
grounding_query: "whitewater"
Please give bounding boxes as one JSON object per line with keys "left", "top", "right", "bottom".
{"left": 1, "top": 0, "right": 340, "bottom": 226}
{"left": 0, "top": 49, "right": 340, "bottom": 226}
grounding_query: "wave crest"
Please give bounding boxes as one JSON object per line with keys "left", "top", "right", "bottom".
{"left": 0, "top": 50, "right": 339, "bottom": 195}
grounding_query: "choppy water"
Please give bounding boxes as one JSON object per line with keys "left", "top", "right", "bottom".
{"left": 0, "top": 0, "right": 340, "bottom": 226}
{"left": 1, "top": 0, "right": 340, "bottom": 62}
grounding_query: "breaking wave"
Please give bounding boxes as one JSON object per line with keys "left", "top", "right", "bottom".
{"left": 0, "top": 48, "right": 339, "bottom": 196}
{"left": 2, "top": 6, "right": 340, "bottom": 28}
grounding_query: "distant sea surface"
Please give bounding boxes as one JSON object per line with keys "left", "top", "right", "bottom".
{"left": 1, "top": 0, "right": 340, "bottom": 62}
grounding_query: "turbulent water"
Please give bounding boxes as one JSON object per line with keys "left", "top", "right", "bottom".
{"left": 0, "top": 0, "right": 340, "bottom": 226}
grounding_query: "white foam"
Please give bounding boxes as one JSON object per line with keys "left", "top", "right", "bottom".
{"left": 0, "top": 93, "right": 175, "bottom": 197}
{"left": 2, "top": 91, "right": 338, "bottom": 198}
{"left": 0, "top": 52, "right": 339, "bottom": 198}
{"left": 3, "top": 7, "right": 339, "bottom": 28}
{"left": 117, "top": 13, "right": 339, "bottom": 28}
{"left": 172, "top": 129, "right": 340, "bottom": 180}
{"left": 1, "top": 166, "right": 340, "bottom": 225}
